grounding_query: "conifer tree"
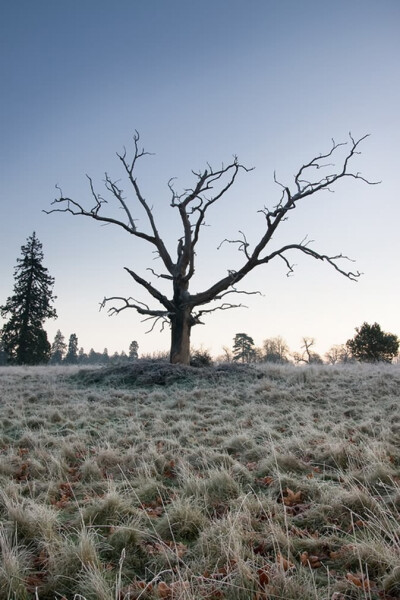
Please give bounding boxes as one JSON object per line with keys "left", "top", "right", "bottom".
{"left": 232, "top": 333, "right": 255, "bottom": 363}
{"left": 0, "top": 233, "right": 57, "bottom": 364}
{"left": 65, "top": 333, "right": 79, "bottom": 364}
{"left": 50, "top": 329, "right": 67, "bottom": 364}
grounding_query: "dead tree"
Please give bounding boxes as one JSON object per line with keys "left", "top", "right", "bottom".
{"left": 45, "top": 132, "right": 377, "bottom": 364}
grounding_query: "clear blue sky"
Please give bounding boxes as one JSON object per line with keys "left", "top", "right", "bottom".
{"left": 1, "top": 0, "right": 399, "bottom": 358}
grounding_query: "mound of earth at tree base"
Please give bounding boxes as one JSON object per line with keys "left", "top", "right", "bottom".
{"left": 73, "top": 360, "right": 262, "bottom": 388}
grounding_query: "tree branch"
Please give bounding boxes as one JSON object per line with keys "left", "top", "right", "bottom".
{"left": 124, "top": 267, "right": 175, "bottom": 311}
{"left": 194, "top": 302, "right": 248, "bottom": 324}
{"left": 258, "top": 244, "right": 362, "bottom": 280}
{"left": 117, "top": 131, "right": 174, "bottom": 274}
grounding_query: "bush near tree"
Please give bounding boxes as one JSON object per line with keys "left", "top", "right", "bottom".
{"left": 346, "top": 322, "right": 399, "bottom": 363}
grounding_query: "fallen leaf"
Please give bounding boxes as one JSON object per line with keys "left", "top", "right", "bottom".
{"left": 346, "top": 572, "right": 371, "bottom": 590}
{"left": 258, "top": 476, "right": 274, "bottom": 486}
{"left": 300, "top": 551, "right": 322, "bottom": 568}
{"left": 277, "top": 552, "right": 294, "bottom": 571}
{"left": 257, "top": 567, "right": 270, "bottom": 587}
{"left": 281, "top": 487, "right": 303, "bottom": 506}
{"left": 157, "top": 581, "right": 172, "bottom": 598}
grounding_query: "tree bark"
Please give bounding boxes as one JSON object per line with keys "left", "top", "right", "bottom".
{"left": 169, "top": 306, "right": 193, "bottom": 364}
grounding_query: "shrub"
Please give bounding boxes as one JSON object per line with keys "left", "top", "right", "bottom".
{"left": 190, "top": 348, "right": 213, "bottom": 367}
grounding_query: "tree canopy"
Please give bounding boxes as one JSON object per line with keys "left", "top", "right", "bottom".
{"left": 346, "top": 322, "right": 399, "bottom": 363}
{"left": 233, "top": 333, "right": 255, "bottom": 363}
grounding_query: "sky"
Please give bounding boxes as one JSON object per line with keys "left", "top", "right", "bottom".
{"left": 1, "top": 0, "right": 400, "bottom": 359}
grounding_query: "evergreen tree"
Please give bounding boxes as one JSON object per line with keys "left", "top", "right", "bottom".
{"left": 0, "top": 232, "right": 57, "bottom": 364}
{"left": 50, "top": 329, "right": 67, "bottom": 364}
{"left": 347, "top": 322, "right": 399, "bottom": 363}
{"left": 64, "top": 333, "right": 79, "bottom": 364}
{"left": 232, "top": 333, "right": 255, "bottom": 363}
{"left": 78, "top": 347, "right": 88, "bottom": 364}
{"left": 129, "top": 340, "right": 139, "bottom": 360}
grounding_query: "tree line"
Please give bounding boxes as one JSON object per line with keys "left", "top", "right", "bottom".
{"left": 227, "top": 328, "right": 399, "bottom": 365}
{"left": 0, "top": 233, "right": 398, "bottom": 366}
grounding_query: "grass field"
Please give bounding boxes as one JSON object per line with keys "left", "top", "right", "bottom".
{"left": 0, "top": 362, "right": 400, "bottom": 600}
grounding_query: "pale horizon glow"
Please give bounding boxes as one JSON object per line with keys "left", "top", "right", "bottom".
{"left": 1, "top": 0, "right": 400, "bottom": 359}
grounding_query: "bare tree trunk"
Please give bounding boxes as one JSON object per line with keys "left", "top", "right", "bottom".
{"left": 169, "top": 306, "right": 193, "bottom": 364}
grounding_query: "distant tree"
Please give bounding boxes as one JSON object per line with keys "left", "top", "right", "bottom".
{"left": 119, "top": 350, "right": 128, "bottom": 362}
{"left": 129, "top": 340, "right": 139, "bottom": 360}
{"left": 346, "top": 322, "right": 399, "bottom": 363}
{"left": 50, "top": 329, "right": 67, "bottom": 364}
{"left": 293, "top": 337, "right": 323, "bottom": 365}
{"left": 87, "top": 348, "right": 101, "bottom": 364}
{"left": 111, "top": 351, "right": 120, "bottom": 363}
{"left": 233, "top": 333, "right": 255, "bottom": 363}
{"left": 0, "top": 232, "right": 57, "bottom": 364}
{"left": 325, "top": 344, "right": 352, "bottom": 365}
{"left": 46, "top": 133, "right": 377, "bottom": 365}
{"left": 64, "top": 333, "right": 79, "bottom": 364}
{"left": 262, "top": 336, "right": 290, "bottom": 363}
{"left": 101, "top": 348, "right": 110, "bottom": 364}
{"left": 221, "top": 346, "right": 233, "bottom": 362}
{"left": 78, "top": 347, "right": 88, "bottom": 364}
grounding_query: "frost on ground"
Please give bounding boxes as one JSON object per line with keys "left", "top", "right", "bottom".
{"left": 0, "top": 362, "right": 400, "bottom": 599}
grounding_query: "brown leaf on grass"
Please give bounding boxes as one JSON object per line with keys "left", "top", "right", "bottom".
{"left": 157, "top": 581, "right": 172, "bottom": 598}
{"left": 257, "top": 567, "right": 270, "bottom": 587}
{"left": 257, "top": 475, "right": 274, "bottom": 486}
{"left": 345, "top": 572, "right": 372, "bottom": 590}
{"left": 276, "top": 552, "right": 294, "bottom": 571}
{"left": 281, "top": 487, "right": 303, "bottom": 506}
{"left": 14, "top": 461, "right": 30, "bottom": 481}
{"left": 300, "top": 551, "right": 322, "bottom": 568}
{"left": 347, "top": 519, "right": 365, "bottom": 532}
